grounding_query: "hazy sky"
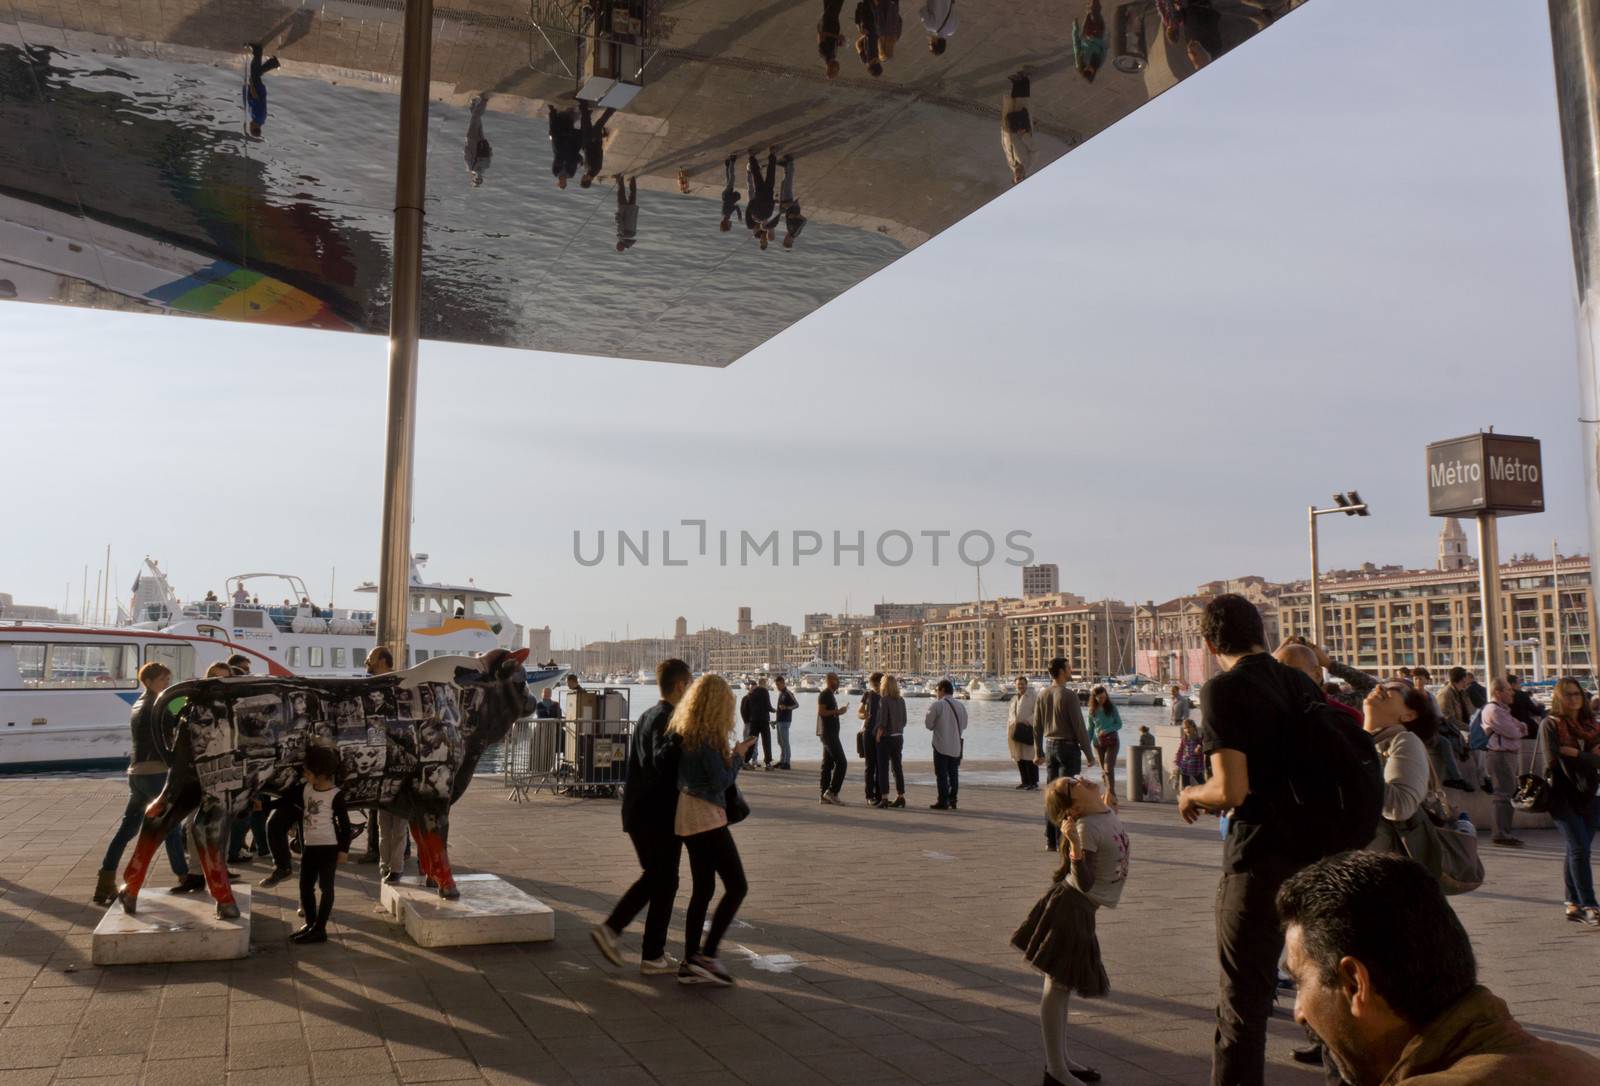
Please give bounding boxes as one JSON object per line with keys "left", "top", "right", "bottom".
{"left": 1, "top": 0, "right": 1589, "bottom": 646}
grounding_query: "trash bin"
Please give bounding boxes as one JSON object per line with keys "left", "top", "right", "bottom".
{"left": 1132, "top": 746, "right": 1167, "bottom": 802}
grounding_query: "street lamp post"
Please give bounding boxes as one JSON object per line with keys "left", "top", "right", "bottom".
{"left": 1309, "top": 491, "right": 1370, "bottom": 644}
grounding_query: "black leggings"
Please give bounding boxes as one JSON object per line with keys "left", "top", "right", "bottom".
{"left": 299, "top": 845, "right": 339, "bottom": 931}
{"left": 683, "top": 827, "right": 747, "bottom": 960}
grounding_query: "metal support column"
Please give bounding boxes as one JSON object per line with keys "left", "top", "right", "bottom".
{"left": 1548, "top": 1, "right": 1600, "bottom": 632}
{"left": 1308, "top": 506, "right": 1322, "bottom": 643}
{"left": 1477, "top": 514, "right": 1505, "bottom": 683}
{"left": 377, "top": 0, "right": 435, "bottom": 666}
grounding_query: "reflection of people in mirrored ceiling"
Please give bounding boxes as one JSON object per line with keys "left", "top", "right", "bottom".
{"left": 615, "top": 175, "right": 639, "bottom": 252}
{"left": 854, "top": 2, "right": 884, "bottom": 77}
{"left": 875, "top": 0, "right": 904, "bottom": 61}
{"left": 819, "top": 0, "right": 847, "bottom": 79}
{"left": 745, "top": 150, "right": 781, "bottom": 252}
{"left": 1001, "top": 73, "right": 1034, "bottom": 186}
{"left": 719, "top": 156, "right": 742, "bottom": 233}
{"left": 242, "top": 43, "right": 280, "bottom": 139}
{"left": 548, "top": 105, "right": 582, "bottom": 189}
{"left": 921, "top": 0, "right": 957, "bottom": 55}
{"left": 579, "top": 102, "right": 617, "bottom": 190}
{"left": 1156, "top": 0, "right": 1185, "bottom": 43}
{"left": 780, "top": 157, "right": 807, "bottom": 251}
{"left": 1072, "top": 1, "right": 1108, "bottom": 83}
{"left": 464, "top": 96, "right": 492, "bottom": 187}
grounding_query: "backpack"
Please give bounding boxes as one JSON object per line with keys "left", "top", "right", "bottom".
{"left": 1256, "top": 663, "right": 1385, "bottom": 863}
{"left": 1467, "top": 708, "right": 1488, "bottom": 751}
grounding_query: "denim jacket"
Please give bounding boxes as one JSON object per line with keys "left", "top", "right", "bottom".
{"left": 677, "top": 740, "right": 741, "bottom": 805}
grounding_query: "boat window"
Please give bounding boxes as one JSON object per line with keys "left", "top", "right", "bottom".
{"left": 288, "top": 646, "right": 301, "bottom": 668}
{"left": 38, "top": 643, "right": 137, "bottom": 688}
{"left": 144, "top": 643, "right": 196, "bottom": 681}
{"left": 232, "top": 610, "right": 265, "bottom": 629}
{"left": 309, "top": 647, "right": 324, "bottom": 668}
{"left": 470, "top": 597, "right": 508, "bottom": 619}
{"left": 332, "top": 648, "right": 347, "bottom": 669}
{"left": 11, "top": 644, "right": 46, "bottom": 687}
{"left": 415, "top": 649, "right": 429, "bottom": 662}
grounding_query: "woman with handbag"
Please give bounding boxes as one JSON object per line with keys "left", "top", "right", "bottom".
{"left": 1086, "top": 687, "right": 1123, "bottom": 802}
{"left": 1364, "top": 679, "right": 1483, "bottom": 897}
{"left": 668, "top": 674, "right": 757, "bottom": 986}
{"left": 1542, "top": 678, "right": 1600, "bottom": 927}
{"left": 1008, "top": 676, "right": 1039, "bottom": 790}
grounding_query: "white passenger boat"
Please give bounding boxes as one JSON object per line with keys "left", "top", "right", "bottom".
{"left": 1, "top": 556, "right": 565, "bottom": 772}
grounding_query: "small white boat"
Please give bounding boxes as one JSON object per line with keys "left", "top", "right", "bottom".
{"left": 967, "top": 677, "right": 1012, "bottom": 701}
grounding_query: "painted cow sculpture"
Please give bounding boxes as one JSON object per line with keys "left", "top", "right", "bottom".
{"left": 118, "top": 647, "right": 536, "bottom": 917}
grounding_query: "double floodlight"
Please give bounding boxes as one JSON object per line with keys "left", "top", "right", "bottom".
{"left": 1332, "top": 491, "right": 1370, "bottom": 516}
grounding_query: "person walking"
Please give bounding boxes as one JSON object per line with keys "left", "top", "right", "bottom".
{"left": 818, "top": 0, "right": 847, "bottom": 78}
{"left": 860, "top": 672, "right": 883, "bottom": 804}
{"left": 1174, "top": 720, "right": 1204, "bottom": 788}
{"left": 873, "top": 675, "right": 908, "bottom": 809}
{"left": 1000, "top": 71, "right": 1033, "bottom": 184}
{"left": 242, "top": 43, "right": 280, "bottom": 139}
{"left": 719, "top": 153, "right": 741, "bottom": 232}
{"left": 547, "top": 105, "right": 581, "bottom": 187}
{"left": 1012, "top": 776, "right": 1128, "bottom": 1086}
{"left": 1008, "top": 675, "right": 1040, "bottom": 789}
{"left": 93, "top": 662, "right": 204, "bottom": 904}
{"left": 578, "top": 100, "right": 616, "bottom": 188}
{"left": 614, "top": 174, "right": 639, "bottom": 252}
{"left": 926, "top": 679, "right": 968, "bottom": 810}
{"left": 1483, "top": 676, "right": 1527, "bottom": 848}
{"left": 464, "top": 94, "right": 492, "bottom": 186}
{"left": 1086, "top": 686, "right": 1123, "bottom": 802}
{"left": 745, "top": 148, "right": 781, "bottom": 248}
{"left": 920, "top": 0, "right": 957, "bottom": 54}
{"left": 773, "top": 675, "right": 798, "bottom": 770}
{"left": 593, "top": 658, "right": 691, "bottom": 973}
{"left": 1176, "top": 594, "right": 1329, "bottom": 1086}
{"left": 1034, "top": 658, "right": 1090, "bottom": 851}
{"left": 669, "top": 675, "right": 755, "bottom": 987}
{"left": 778, "top": 155, "right": 806, "bottom": 250}
{"left": 282, "top": 744, "right": 353, "bottom": 944}
{"left": 818, "top": 672, "right": 850, "bottom": 805}
{"left": 1540, "top": 677, "right": 1600, "bottom": 926}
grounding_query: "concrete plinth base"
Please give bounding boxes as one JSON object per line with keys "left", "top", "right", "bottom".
{"left": 92, "top": 885, "right": 251, "bottom": 965}
{"left": 379, "top": 873, "right": 554, "bottom": 948}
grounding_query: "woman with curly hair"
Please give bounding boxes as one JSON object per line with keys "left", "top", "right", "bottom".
{"left": 668, "top": 674, "right": 757, "bottom": 986}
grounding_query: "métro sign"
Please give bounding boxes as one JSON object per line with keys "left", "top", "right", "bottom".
{"left": 1425, "top": 433, "right": 1544, "bottom": 517}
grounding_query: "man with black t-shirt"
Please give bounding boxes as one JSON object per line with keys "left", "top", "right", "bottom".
{"left": 817, "top": 672, "right": 850, "bottom": 804}
{"left": 1179, "top": 594, "right": 1324, "bottom": 1086}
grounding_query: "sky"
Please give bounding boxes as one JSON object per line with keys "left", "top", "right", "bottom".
{"left": 0, "top": 0, "right": 1589, "bottom": 647}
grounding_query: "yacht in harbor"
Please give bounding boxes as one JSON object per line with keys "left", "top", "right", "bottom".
{"left": 966, "top": 676, "right": 1012, "bottom": 701}
{"left": 0, "top": 556, "right": 564, "bottom": 772}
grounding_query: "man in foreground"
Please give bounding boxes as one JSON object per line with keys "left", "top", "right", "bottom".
{"left": 1178, "top": 595, "right": 1327, "bottom": 1086}
{"left": 1279, "top": 851, "right": 1600, "bottom": 1085}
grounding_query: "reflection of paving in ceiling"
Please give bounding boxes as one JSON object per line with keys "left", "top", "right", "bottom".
{"left": 0, "top": 1, "right": 1305, "bottom": 365}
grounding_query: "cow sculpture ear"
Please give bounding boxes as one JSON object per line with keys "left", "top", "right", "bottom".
{"left": 511, "top": 647, "right": 530, "bottom": 665}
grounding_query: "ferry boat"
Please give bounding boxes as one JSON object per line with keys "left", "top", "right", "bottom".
{"left": 1, "top": 556, "right": 566, "bottom": 772}
{"left": 0, "top": 624, "right": 286, "bottom": 772}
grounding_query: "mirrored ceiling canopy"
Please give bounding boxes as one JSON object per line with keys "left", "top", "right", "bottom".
{"left": 0, "top": 0, "right": 1307, "bottom": 365}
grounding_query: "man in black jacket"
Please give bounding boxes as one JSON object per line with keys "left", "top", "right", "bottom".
{"left": 741, "top": 678, "right": 775, "bottom": 769}
{"left": 95, "top": 662, "right": 205, "bottom": 905}
{"left": 1507, "top": 674, "right": 1544, "bottom": 731}
{"left": 861, "top": 672, "right": 883, "bottom": 803}
{"left": 593, "top": 658, "right": 691, "bottom": 975}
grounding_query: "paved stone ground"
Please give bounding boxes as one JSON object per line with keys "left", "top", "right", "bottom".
{"left": 2, "top": 765, "right": 1597, "bottom": 1086}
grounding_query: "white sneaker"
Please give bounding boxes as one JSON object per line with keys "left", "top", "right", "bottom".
{"left": 590, "top": 923, "right": 625, "bottom": 967}
{"left": 640, "top": 953, "right": 679, "bottom": 975}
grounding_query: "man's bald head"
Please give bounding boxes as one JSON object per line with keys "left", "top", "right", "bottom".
{"left": 1275, "top": 643, "right": 1322, "bottom": 685}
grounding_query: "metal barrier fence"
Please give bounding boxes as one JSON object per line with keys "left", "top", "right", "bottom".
{"left": 503, "top": 717, "right": 630, "bottom": 800}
